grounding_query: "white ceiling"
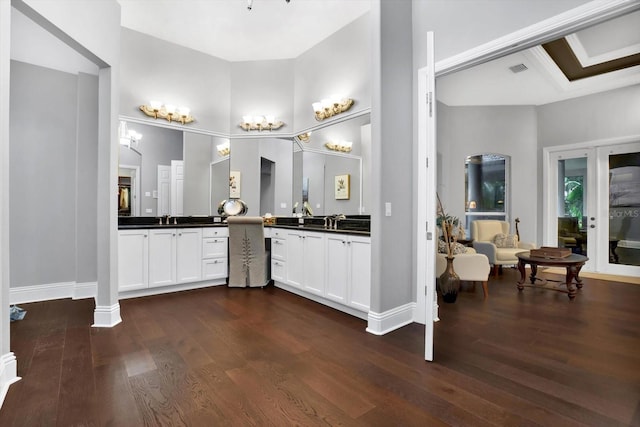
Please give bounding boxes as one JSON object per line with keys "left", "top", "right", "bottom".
{"left": 117, "top": 0, "right": 371, "bottom": 61}
{"left": 437, "top": 10, "right": 640, "bottom": 106}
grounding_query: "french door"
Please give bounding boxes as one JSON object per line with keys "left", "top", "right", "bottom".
{"left": 547, "top": 140, "right": 640, "bottom": 277}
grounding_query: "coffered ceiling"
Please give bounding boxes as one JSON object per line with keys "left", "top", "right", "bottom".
{"left": 437, "top": 9, "right": 640, "bottom": 106}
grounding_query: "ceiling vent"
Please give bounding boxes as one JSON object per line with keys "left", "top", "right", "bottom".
{"left": 509, "top": 63, "right": 528, "bottom": 73}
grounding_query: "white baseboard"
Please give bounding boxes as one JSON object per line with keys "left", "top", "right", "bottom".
{"left": 273, "top": 281, "right": 369, "bottom": 320}
{"left": 92, "top": 303, "right": 122, "bottom": 328}
{"left": 0, "top": 352, "right": 20, "bottom": 409}
{"left": 366, "top": 302, "right": 416, "bottom": 335}
{"left": 118, "top": 279, "right": 226, "bottom": 300}
{"left": 10, "top": 281, "right": 97, "bottom": 305}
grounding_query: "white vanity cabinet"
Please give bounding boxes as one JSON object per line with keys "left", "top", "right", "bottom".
{"left": 270, "top": 229, "right": 287, "bottom": 283}
{"left": 202, "top": 227, "right": 228, "bottom": 280}
{"left": 119, "top": 226, "right": 226, "bottom": 296}
{"left": 118, "top": 229, "right": 149, "bottom": 292}
{"left": 285, "top": 230, "right": 325, "bottom": 296}
{"left": 148, "top": 228, "right": 177, "bottom": 288}
{"left": 325, "top": 233, "right": 371, "bottom": 311}
{"left": 175, "top": 228, "right": 202, "bottom": 283}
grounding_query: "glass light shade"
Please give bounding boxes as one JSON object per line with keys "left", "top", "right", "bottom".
{"left": 312, "top": 102, "right": 322, "bottom": 112}
{"left": 149, "top": 100, "right": 162, "bottom": 110}
{"left": 254, "top": 116, "right": 264, "bottom": 124}
{"left": 330, "top": 94, "right": 343, "bottom": 104}
{"left": 265, "top": 115, "right": 275, "bottom": 124}
{"left": 118, "top": 120, "right": 128, "bottom": 139}
{"left": 321, "top": 98, "right": 332, "bottom": 109}
{"left": 164, "top": 104, "right": 176, "bottom": 114}
{"left": 217, "top": 142, "right": 229, "bottom": 151}
{"left": 178, "top": 106, "right": 190, "bottom": 116}
{"left": 342, "top": 141, "right": 353, "bottom": 149}
{"left": 242, "top": 115, "right": 252, "bottom": 124}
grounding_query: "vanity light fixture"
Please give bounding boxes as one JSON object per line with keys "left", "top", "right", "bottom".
{"left": 118, "top": 120, "right": 142, "bottom": 149}
{"left": 240, "top": 115, "right": 284, "bottom": 131}
{"left": 297, "top": 132, "right": 312, "bottom": 142}
{"left": 217, "top": 141, "right": 230, "bottom": 157}
{"left": 312, "top": 94, "right": 354, "bottom": 121}
{"left": 139, "top": 101, "right": 194, "bottom": 124}
{"left": 324, "top": 140, "right": 352, "bottom": 153}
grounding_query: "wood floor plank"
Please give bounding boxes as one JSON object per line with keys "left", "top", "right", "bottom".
{"left": 1, "top": 267, "right": 638, "bottom": 426}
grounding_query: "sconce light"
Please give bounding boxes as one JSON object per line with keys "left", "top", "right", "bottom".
{"left": 297, "top": 132, "right": 311, "bottom": 142}
{"left": 312, "top": 94, "right": 354, "bottom": 121}
{"left": 139, "top": 100, "right": 194, "bottom": 124}
{"left": 240, "top": 115, "right": 284, "bottom": 131}
{"left": 468, "top": 200, "right": 477, "bottom": 209}
{"left": 324, "top": 140, "right": 352, "bottom": 153}
{"left": 217, "top": 141, "right": 230, "bottom": 157}
{"left": 118, "top": 120, "right": 142, "bottom": 149}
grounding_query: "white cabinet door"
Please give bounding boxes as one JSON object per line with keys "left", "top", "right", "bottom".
{"left": 325, "top": 234, "right": 349, "bottom": 304}
{"left": 286, "top": 230, "right": 304, "bottom": 289}
{"left": 202, "top": 258, "right": 227, "bottom": 280}
{"left": 149, "top": 228, "right": 176, "bottom": 288}
{"left": 271, "top": 259, "right": 286, "bottom": 282}
{"left": 271, "top": 236, "right": 287, "bottom": 261}
{"left": 176, "top": 228, "right": 202, "bottom": 283}
{"left": 202, "top": 237, "right": 227, "bottom": 258}
{"left": 303, "top": 232, "right": 325, "bottom": 296}
{"left": 348, "top": 236, "right": 371, "bottom": 311}
{"left": 118, "top": 230, "right": 148, "bottom": 292}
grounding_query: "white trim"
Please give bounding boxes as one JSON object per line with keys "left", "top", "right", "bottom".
{"left": 73, "top": 281, "right": 97, "bottom": 300}
{"left": 274, "top": 281, "right": 369, "bottom": 320}
{"left": 9, "top": 281, "right": 97, "bottom": 304}
{"left": 92, "top": 303, "right": 122, "bottom": 328}
{"left": 435, "top": 0, "right": 639, "bottom": 77}
{"left": 0, "top": 352, "right": 20, "bottom": 409}
{"left": 118, "top": 279, "right": 226, "bottom": 300}
{"left": 566, "top": 33, "right": 640, "bottom": 68}
{"left": 366, "top": 302, "right": 415, "bottom": 336}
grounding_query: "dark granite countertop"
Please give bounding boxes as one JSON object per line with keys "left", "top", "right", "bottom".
{"left": 118, "top": 216, "right": 370, "bottom": 236}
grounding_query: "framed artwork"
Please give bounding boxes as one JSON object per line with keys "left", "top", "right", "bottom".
{"left": 334, "top": 174, "right": 350, "bottom": 200}
{"left": 229, "top": 170, "right": 241, "bottom": 198}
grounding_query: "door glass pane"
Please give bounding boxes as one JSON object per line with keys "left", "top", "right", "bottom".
{"left": 465, "top": 154, "right": 508, "bottom": 234}
{"left": 609, "top": 152, "right": 640, "bottom": 266}
{"left": 557, "top": 158, "right": 587, "bottom": 255}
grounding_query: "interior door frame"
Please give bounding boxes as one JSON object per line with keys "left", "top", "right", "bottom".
{"left": 118, "top": 164, "right": 140, "bottom": 217}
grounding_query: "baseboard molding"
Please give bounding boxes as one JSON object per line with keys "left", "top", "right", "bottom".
{"left": 540, "top": 267, "right": 640, "bottom": 285}
{"left": 92, "top": 303, "right": 122, "bottom": 328}
{"left": 9, "top": 281, "right": 97, "bottom": 305}
{"left": 118, "top": 279, "right": 226, "bottom": 300}
{"left": 273, "top": 281, "right": 369, "bottom": 321}
{"left": 0, "top": 352, "right": 20, "bottom": 409}
{"left": 366, "top": 302, "right": 416, "bottom": 336}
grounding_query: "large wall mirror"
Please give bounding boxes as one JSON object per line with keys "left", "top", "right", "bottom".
{"left": 119, "top": 112, "right": 371, "bottom": 218}
{"left": 118, "top": 120, "right": 230, "bottom": 217}
{"left": 292, "top": 113, "right": 371, "bottom": 216}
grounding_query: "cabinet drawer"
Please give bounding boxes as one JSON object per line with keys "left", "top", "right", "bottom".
{"left": 271, "top": 237, "right": 286, "bottom": 260}
{"left": 202, "top": 258, "right": 228, "bottom": 280}
{"left": 202, "top": 237, "right": 228, "bottom": 258}
{"left": 271, "top": 259, "right": 286, "bottom": 282}
{"left": 202, "top": 227, "right": 229, "bottom": 238}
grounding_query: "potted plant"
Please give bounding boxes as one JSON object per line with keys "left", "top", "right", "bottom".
{"left": 436, "top": 194, "right": 461, "bottom": 303}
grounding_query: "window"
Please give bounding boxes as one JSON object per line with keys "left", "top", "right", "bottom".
{"left": 464, "top": 154, "right": 509, "bottom": 231}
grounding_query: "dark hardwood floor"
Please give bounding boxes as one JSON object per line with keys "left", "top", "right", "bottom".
{"left": 2, "top": 268, "right": 639, "bottom": 426}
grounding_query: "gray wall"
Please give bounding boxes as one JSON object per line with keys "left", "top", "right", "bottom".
{"left": 437, "top": 103, "right": 538, "bottom": 244}
{"left": 184, "top": 132, "right": 213, "bottom": 216}
{"left": 120, "top": 28, "right": 230, "bottom": 132}
{"left": 230, "top": 60, "right": 294, "bottom": 136}
{"left": 76, "top": 72, "right": 99, "bottom": 283}
{"left": 537, "top": 84, "right": 640, "bottom": 147}
{"left": 294, "top": 13, "right": 372, "bottom": 131}
{"left": 9, "top": 61, "right": 92, "bottom": 288}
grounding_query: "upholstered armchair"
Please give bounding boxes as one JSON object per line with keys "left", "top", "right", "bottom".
{"left": 436, "top": 248, "right": 491, "bottom": 297}
{"left": 471, "top": 220, "right": 536, "bottom": 276}
{"left": 227, "top": 216, "right": 270, "bottom": 288}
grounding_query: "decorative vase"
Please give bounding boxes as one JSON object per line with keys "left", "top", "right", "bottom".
{"left": 439, "top": 256, "right": 461, "bottom": 303}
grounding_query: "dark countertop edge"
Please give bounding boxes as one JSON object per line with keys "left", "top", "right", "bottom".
{"left": 118, "top": 223, "right": 370, "bottom": 236}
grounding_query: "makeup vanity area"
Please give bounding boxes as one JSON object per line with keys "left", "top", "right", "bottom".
{"left": 118, "top": 113, "right": 372, "bottom": 319}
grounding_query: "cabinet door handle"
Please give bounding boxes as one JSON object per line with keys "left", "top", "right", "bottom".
{"left": 172, "top": 233, "right": 176, "bottom": 236}
{"left": 179, "top": 233, "right": 182, "bottom": 236}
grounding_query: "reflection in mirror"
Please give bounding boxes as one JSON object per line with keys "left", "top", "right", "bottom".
{"left": 293, "top": 113, "right": 370, "bottom": 216}
{"left": 229, "top": 137, "right": 293, "bottom": 217}
{"left": 464, "top": 153, "right": 509, "bottom": 230}
{"left": 210, "top": 157, "right": 230, "bottom": 215}
{"left": 118, "top": 120, "right": 230, "bottom": 217}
